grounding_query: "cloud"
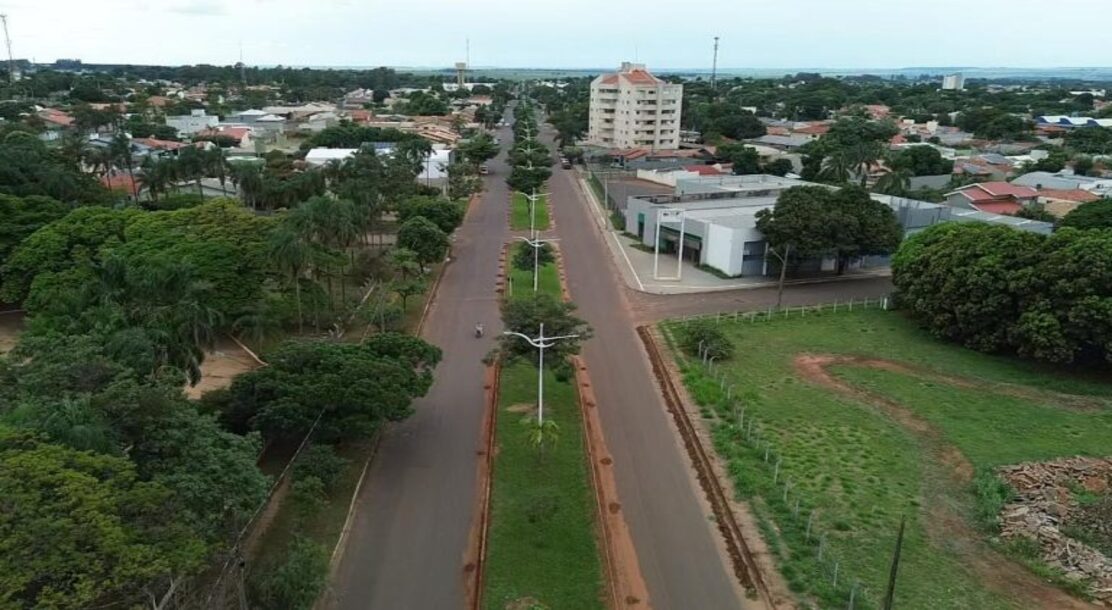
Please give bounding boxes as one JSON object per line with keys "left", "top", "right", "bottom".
{"left": 169, "top": 0, "right": 226, "bottom": 15}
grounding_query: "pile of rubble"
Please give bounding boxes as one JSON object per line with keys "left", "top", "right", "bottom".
{"left": 997, "top": 457, "right": 1112, "bottom": 606}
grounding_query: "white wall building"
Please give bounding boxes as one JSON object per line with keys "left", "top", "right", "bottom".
{"left": 165, "top": 109, "right": 219, "bottom": 136}
{"left": 941, "top": 73, "right": 965, "bottom": 91}
{"left": 588, "top": 62, "right": 683, "bottom": 150}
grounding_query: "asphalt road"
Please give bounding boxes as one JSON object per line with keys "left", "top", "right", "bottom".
{"left": 543, "top": 133, "right": 749, "bottom": 609}
{"left": 327, "top": 125, "right": 512, "bottom": 610}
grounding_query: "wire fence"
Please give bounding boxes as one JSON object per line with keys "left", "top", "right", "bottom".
{"left": 678, "top": 295, "right": 891, "bottom": 327}
{"left": 661, "top": 301, "right": 901, "bottom": 609}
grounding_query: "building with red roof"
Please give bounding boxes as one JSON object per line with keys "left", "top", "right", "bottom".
{"left": 945, "top": 182, "right": 1038, "bottom": 215}
{"left": 588, "top": 62, "right": 683, "bottom": 151}
{"left": 100, "top": 170, "right": 139, "bottom": 197}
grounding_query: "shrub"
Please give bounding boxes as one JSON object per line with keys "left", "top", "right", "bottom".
{"left": 677, "top": 320, "right": 735, "bottom": 360}
{"left": 293, "top": 444, "right": 348, "bottom": 490}
{"left": 512, "top": 242, "right": 554, "bottom": 271}
{"left": 251, "top": 537, "right": 330, "bottom": 610}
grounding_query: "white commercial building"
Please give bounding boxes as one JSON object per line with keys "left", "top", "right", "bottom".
{"left": 941, "top": 73, "right": 965, "bottom": 91}
{"left": 623, "top": 174, "right": 1052, "bottom": 277}
{"left": 165, "top": 109, "right": 219, "bottom": 136}
{"left": 588, "top": 62, "right": 683, "bottom": 150}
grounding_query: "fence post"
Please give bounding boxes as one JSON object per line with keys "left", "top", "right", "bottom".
{"left": 883, "top": 296, "right": 889, "bottom": 310}
{"left": 833, "top": 561, "right": 839, "bottom": 589}
{"left": 849, "top": 298, "right": 854, "bottom": 311}
{"left": 848, "top": 582, "right": 857, "bottom": 610}
{"left": 806, "top": 510, "right": 814, "bottom": 540}
{"left": 818, "top": 535, "right": 826, "bottom": 561}
{"left": 763, "top": 445, "right": 770, "bottom": 462}
{"left": 734, "top": 310, "right": 739, "bottom": 322}
{"left": 773, "top": 459, "right": 781, "bottom": 483}
{"left": 833, "top": 300, "right": 838, "bottom": 313}
{"left": 794, "top": 498, "right": 801, "bottom": 518}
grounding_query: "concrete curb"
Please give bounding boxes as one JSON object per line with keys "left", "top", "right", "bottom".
{"left": 637, "top": 325, "right": 776, "bottom": 608}
{"left": 464, "top": 362, "right": 500, "bottom": 610}
{"left": 572, "top": 355, "right": 653, "bottom": 610}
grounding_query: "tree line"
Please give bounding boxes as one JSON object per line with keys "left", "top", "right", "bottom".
{"left": 893, "top": 222, "right": 1112, "bottom": 365}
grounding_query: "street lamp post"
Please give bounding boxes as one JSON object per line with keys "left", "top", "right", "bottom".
{"left": 515, "top": 190, "right": 550, "bottom": 239}
{"left": 515, "top": 235, "right": 558, "bottom": 292}
{"left": 503, "top": 323, "right": 580, "bottom": 424}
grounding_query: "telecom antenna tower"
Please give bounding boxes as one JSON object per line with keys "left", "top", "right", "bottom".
{"left": 1, "top": 14, "right": 14, "bottom": 86}
{"left": 711, "top": 36, "right": 720, "bottom": 91}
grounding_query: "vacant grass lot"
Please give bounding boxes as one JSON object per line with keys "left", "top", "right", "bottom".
{"left": 661, "top": 308, "right": 1112, "bottom": 610}
{"left": 483, "top": 361, "right": 604, "bottom": 610}
{"left": 511, "top": 192, "right": 550, "bottom": 232}
{"left": 507, "top": 242, "right": 561, "bottom": 300}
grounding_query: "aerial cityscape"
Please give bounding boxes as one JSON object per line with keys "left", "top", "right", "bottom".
{"left": 0, "top": 2, "right": 1110, "bottom": 610}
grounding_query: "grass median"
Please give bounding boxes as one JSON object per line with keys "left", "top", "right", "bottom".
{"left": 483, "top": 361, "right": 605, "bottom": 610}
{"left": 511, "top": 192, "right": 550, "bottom": 232}
{"left": 507, "top": 242, "right": 561, "bottom": 300}
{"left": 660, "top": 308, "right": 1112, "bottom": 609}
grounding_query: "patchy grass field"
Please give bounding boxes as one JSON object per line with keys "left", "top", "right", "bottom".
{"left": 483, "top": 361, "right": 604, "bottom": 610}
{"left": 661, "top": 308, "right": 1112, "bottom": 610}
{"left": 507, "top": 242, "right": 561, "bottom": 300}
{"left": 511, "top": 192, "right": 550, "bottom": 232}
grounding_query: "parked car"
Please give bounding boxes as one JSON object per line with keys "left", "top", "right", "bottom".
{"left": 479, "top": 164, "right": 489, "bottom": 175}
{"left": 560, "top": 157, "right": 572, "bottom": 169}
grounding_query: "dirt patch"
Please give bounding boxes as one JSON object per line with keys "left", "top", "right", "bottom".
{"left": 0, "top": 311, "right": 24, "bottom": 354}
{"left": 185, "top": 337, "right": 263, "bottom": 399}
{"left": 793, "top": 353, "right": 1101, "bottom": 609}
{"left": 506, "top": 403, "right": 535, "bottom": 414}
{"left": 506, "top": 597, "right": 548, "bottom": 610}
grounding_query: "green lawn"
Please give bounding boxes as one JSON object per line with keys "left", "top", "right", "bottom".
{"left": 511, "top": 192, "right": 550, "bottom": 231}
{"left": 661, "top": 309, "right": 1112, "bottom": 610}
{"left": 483, "top": 361, "right": 605, "bottom": 610}
{"left": 507, "top": 243, "right": 561, "bottom": 299}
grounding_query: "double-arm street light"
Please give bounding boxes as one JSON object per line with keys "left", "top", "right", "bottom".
{"left": 502, "top": 323, "right": 579, "bottom": 425}
{"left": 514, "top": 235, "right": 558, "bottom": 292}
{"left": 514, "top": 189, "right": 550, "bottom": 239}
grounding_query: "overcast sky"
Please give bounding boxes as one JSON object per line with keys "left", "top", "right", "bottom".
{"left": 2, "top": 0, "right": 1110, "bottom": 70}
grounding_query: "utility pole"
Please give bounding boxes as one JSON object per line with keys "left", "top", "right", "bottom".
{"left": 710, "top": 36, "right": 720, "bottom": 93}
{"left": 1, "top": 15, "right": 14, "bottom": 87}
{"left": 503, "top": 324, "right": 580, "bottom": 425}
{"left": 515, "top": 236, "right": 558, "bottom": 292}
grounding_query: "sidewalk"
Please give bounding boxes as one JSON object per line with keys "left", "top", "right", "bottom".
{"left": 572, "top": 172, "right": 893, "bottom": 295}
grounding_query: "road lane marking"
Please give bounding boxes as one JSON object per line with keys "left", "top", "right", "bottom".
{"left": 611, "top": 232, "right": 646, "bottom": 292}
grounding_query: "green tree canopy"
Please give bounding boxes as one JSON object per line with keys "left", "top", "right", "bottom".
{"left": 1060, "top": 199, "right": 1112, "bottom": 230}
{"left": 397, "top": 215, "right": 449, "bottom": 267}
{"left": 397, "top": 196, "right": 464, "bottom": 234}
{"left": 756, "top": 185, "right": 903, "bottom": 274}
{"left": 0, "top": 428, "right": 207, "bottom": 609}
{"left": 220, "top": 337, "right": 440, "bottom": 442}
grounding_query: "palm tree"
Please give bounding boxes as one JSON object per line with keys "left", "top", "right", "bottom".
{"left": 874, "top": 169, "right": 912, "bottom": 196}
{"left": 139, "top": 157, "right": 169, "bottom": 202}
{"left": 59, "top": 133, "right": 90, "bottom": 173}
{"left": 847, "top": 141, "right": 886, "bottom": 188}
{"left": 231, "top": 163, "right": 264, "bottom": 209}
{"left": 268, "top": 227, "right": 311, "bottom": 334}
{"left": 177, "top": 146, "right": 206, "bottom": 196}
{"left": 109, "top": 132, "right": 139, "bottom": 201}
{"left": 819, "top": 151, "right": 852, "bottom": 184}
{"left": 206, "top": 148, "right": 230, "bottom": 196}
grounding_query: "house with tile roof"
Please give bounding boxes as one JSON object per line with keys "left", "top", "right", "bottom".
{"left": 945, "top": 182, "right": 1038, "bottom": 215}
{"left": 588, "top": 62, "right": 683, "bottom": 150}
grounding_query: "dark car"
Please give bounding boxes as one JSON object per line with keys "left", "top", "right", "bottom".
{"left": 560, "top": 157, "right": 572, "bottom": 169}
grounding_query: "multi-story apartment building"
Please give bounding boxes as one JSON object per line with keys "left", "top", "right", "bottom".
{"left": 588, "top": 62, "right": 683, "bottom": 150}
{"left": 941, "top": 73, "right": 965, "bottom": 91}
